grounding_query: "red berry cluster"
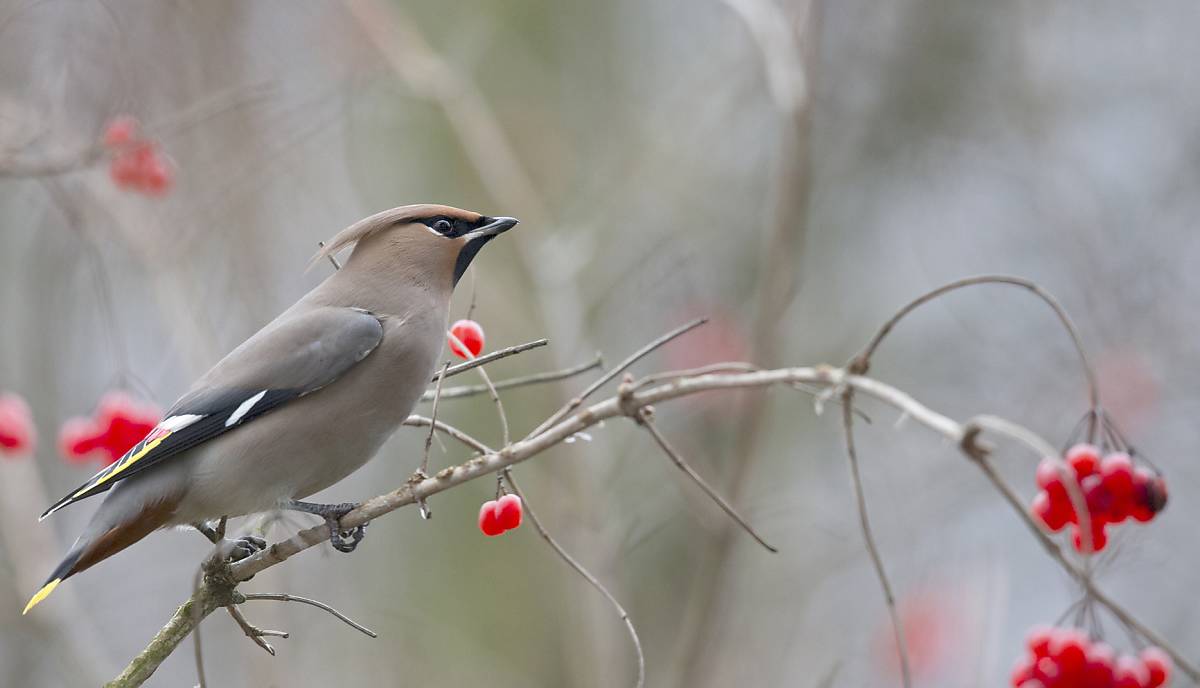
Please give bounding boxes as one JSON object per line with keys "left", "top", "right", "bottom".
{"left": 103, "top": 116, "right": 174, "bottom": 196}
{"left": 1031, "top": 444, "right": 1167, "bottom": 552}
{"left": 478, "top": 494, "right": 522, "bottom": 536}
{"left": 58, "top": 391, "right": 161, "bottom": 467}
{"left": 0, "top": 392, "right": 36, "bottom": 457}
{"left": 1012, "top": 626, "right": 1171, "bottom": 687}
{"left": 448, "top": 319, "right": 485, "bottom": 359}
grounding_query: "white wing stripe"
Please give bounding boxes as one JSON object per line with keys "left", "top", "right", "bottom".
{"left": 225, "top": 391, "right": 267, "bottom": 428}
{"left": 158, "top": 414, "right": 204, "bottom": 432}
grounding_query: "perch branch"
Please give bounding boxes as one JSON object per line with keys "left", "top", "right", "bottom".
{"left": 107, "top": 365, "right": 1197, "bottom": 686}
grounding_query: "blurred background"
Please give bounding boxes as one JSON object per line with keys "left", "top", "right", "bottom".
{"left": 1, "top": 0, "right": 1198, "bottom": 686}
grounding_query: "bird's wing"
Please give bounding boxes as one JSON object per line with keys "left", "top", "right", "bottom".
{"left": 41, "top": 306, "right": 385, "bottom": 519}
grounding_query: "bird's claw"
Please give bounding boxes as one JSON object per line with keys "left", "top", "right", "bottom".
{"left": 326, "top": 519, "right": 367, "bottom": 553}
{"left": 285, "top": 500, "right": 368, "bottom": 554}
{"left": 225, "top": 535, "right": 267, "bottom": 562}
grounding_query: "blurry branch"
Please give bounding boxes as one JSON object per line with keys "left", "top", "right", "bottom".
{"left": 722, "top": 0, "right": 810, "bottom": 115}
{"left": 504, "top": 471, "right": 645, "bottom": 688}
{"left": 109, "top": 361, "right": 1199, "bottom": 686}
{"left": 848, "top": 274, "right": 1100, "bottom": 420}
{"left": 342, "top": 0, "right": 547, "bottom": 223}
{"left": 682, "top": 1, "right": 820, "bottom": 683}
{"left": 419, "top": 354, "right": 603, "bottom": 401}
{"left": 631, "top": 401, "right": 777, "bottom": 553}
{"left": 527, "top": 317, "right": 707, "bottom": 438}
{"left": 839, "top": 390, "right": 911, "bottom": 688}
{"left": 0, "top": 82, "right": 273, "bottom": 179}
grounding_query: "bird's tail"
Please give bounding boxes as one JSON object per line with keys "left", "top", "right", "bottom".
{"left": 24, "top": 499, "right": 174, "bottom": 614}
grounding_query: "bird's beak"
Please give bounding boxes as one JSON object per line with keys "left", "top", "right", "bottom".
{"left": 463, "top": 216, "right": 519, "bottom": 241}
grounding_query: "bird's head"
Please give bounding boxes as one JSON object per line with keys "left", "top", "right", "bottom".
{"left": 315, "top": 204, "right": 519, "bottom": 289}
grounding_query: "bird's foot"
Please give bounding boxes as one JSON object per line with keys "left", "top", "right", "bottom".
{"left": 224, "top": 535, "right": 268, "bottom": 562}
{"left": 284, "top": 500, "right": 367, "bottom": 554}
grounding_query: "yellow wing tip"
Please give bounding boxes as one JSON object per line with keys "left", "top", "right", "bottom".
{"left": 23, "top": 579, "right": 61, "bottom": 615}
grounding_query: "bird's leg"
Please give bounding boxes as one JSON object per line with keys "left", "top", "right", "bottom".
{"left": 283, "top": 500, "right": 367, "bottom": 553}
{"left": 192, "top": 520, "right": 268, "bottom": 563}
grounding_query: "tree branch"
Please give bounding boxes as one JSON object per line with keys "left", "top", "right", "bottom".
{"left": 107, "top": 364, "right": 1198, "bottom": 686}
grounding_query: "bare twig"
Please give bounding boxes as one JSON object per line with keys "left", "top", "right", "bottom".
{"left": 241, "top": 593, "right": 377, "bottom": 638}
{"left": 226, "top": 604, "right": 286, "bottom": 656}
{"left": 449, "top": 330, "right": 512, "bottom": 448}
{"left": 527, "top": 318, "right": 707, "bottom": 439}
{"left": 840, "top": 390, "right": 911, "bottom": 688}
{"left": 849, "top": 275, "right": 1099, "bottom": 422}
{"left": 417, "top": 359, "right": 451, "bottom": 518}
{"left": 403, "top": 415, "right": 491, "bottom": 455}
{"left": 420, "top": 355, "right": 604, "bottom": 401}
{"left": 430, "top": 338, "right": 549, "bottom": 382}
{"left": 635, "top": 409, "right": 777, "bottom": 553}
{"left": 504, "top": 472, "right": 645, "bottom": 688}
{"left": 970, "top": 414, "right": 1095, "bottom": 554}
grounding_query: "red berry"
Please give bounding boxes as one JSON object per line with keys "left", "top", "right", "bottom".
{"left": 1026, "top": 626, "right": 1055, "bottom": 659}
{"left": 1082, "top": 474, "right": 1115, "bottom": 523}
{"left": 495, "top": 494, "right": 523, "bottom": 530}
{"left": 1032, "top": 656, "right": 1060, "bottom": 684}
{"left": 1071, "top": 522, "right": 1108, "bottom": 553}
{"left": 1050, "top": 628, "right": 1088, "bottom": 677}
{"left": 1036, "top": 458, "right": 1064, "bottom": 490}
{"left": 448, "top": 319, "right": 485, "bottom": 359}
{"left": 58, "top": 393, "right": 160, "bottom": 467}
{"left": 478, "top": 500, "right": 503, "bottom": 536}
{"left": 58, "top": 417, "right": 101, "bottom": 462}
{"left": 1031, "top": 491, "right": 1069, "bottom": 532}
{"left": 1011, "top": 658, "right": 1036, "bottom": 686}
{"left": 1141, "top": 647, "right": 1171, "bottom": 687}
{"left": 1017, "top": 682, "right": 1046, "bottom": 688}
{"left": 0, "top": 393, "right": 36, "bottom": 456}
{"left": 102, "top": 115, "right": 139, "bottom": 148}
{"left": 1131, "top": 468, "right": 1167, "bottom": 522}
{"left": 1083, "top": 642, "right": 1117, "bottom": 688}
{"left": 141, "top": 157, "right": 173, "bottom": 195}
{"left": 1101, "top": 453, "right": 1135, "bottom": 498}
{"left": 1066, "top": 443, "right": 1101, "bottom": 478}
{"left": 1114, "top": 655, "right": 1150, "bottom": 688}
{"left": 110, "top": 152, "right": 140, "bottom": 187}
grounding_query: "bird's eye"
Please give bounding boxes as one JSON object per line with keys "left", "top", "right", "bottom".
{"left": 433, "top": 219, "right": 453, "bottom": 235}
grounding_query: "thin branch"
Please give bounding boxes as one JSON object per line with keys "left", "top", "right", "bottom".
{"left": 840, "top": 390, "right": 911, "bottom": 688}
{"left": 421, "top": 362, "right": 451, "bottom": 477}
{"left": 226, "top": 604, "right": 285, "bottom": 656}
{"left": 503, "top": 472, "right": 645, "bottom": 688}
{"left": 527, "top": 318, "right": 707, "bottom": 438}
{"left": 241, "top": 593, "right": 377, "bottom": 638}
{"left": 449, "top": 329, "right": 511, "bottom": 448}
{"left": 430, "top": 338, "right": 549, "bottom": 382}
{"left": 970, "top": 414, "right": 1096, "bottom": 554}
{"left": 630, "top": 362, "right": 760, "bottom": 389}
{"left": 636, "top": 410, "right": 777, "bottom": 553}
{"left": 420, "top": 355, "right": 604, "bottom": 401}
{"left": 403, "top": 415, "right": 492, "bottom": 455}
{"left": 848, "top": 275, "right": 1099, "bottom": 418}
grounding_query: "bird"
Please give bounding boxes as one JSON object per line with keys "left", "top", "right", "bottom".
{"left": 24, "top": 204, "right": 518, "bottom": 614}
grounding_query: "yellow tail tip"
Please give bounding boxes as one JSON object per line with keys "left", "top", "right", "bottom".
{"left": 23, "top": 579, "right": 61, "bottom": 615}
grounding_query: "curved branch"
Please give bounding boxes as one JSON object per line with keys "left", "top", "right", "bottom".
{"left": 849, "top": 275, "right": 1099, "bottom": 417}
